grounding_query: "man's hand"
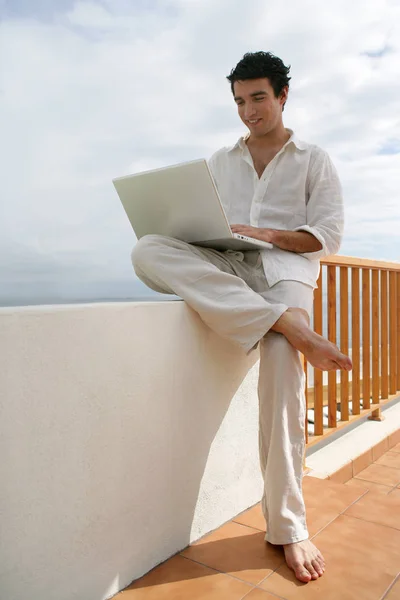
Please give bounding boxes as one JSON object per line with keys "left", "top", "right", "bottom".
{"left": 230, "top": 224, "right": 323, "bottom": 254}
{"left": 231, "top": 225, "right": 276, "bottom": 243}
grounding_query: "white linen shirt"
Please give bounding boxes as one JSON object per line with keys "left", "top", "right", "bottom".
{"left": 208, "top": 128, "right": 344, "bottom": 289}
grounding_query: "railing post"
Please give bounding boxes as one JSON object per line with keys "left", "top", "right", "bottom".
{"left": 340, "top": 267, "right": 349, "bottom": 420}
{"left": 352, "top": 268, "right": 361, "bottom": 414}
{"left": 369, "top": 269, "right": 383, "bottom": 421}
{"left": 327, "top": 266, "right": 337, "bottom": 427}
{"left": 389, "top": 271, "right": 398, "bottom": 395}
{"left": 313, "top": 270, "right": 324, "bottom": 436}
{"left": 397, "top": 272, "right": 400, "bottom": 392}
{"left": 381, "top": 270, "right": 389, "bottom": 400}
{"left": 362, "top": 269, "right": 371, "bottom": 409}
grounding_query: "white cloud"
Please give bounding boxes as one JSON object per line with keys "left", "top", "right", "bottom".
{"left": 0, "top": 0, "right": 399, "bottom": 304}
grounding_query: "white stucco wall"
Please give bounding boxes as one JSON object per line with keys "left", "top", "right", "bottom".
{"left": 0, "top": 301, "right": 263, "bottom": 600}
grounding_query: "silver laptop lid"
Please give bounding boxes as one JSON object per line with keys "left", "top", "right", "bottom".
{"left": 112, "top": 159, "right": 233, "bottom": 243}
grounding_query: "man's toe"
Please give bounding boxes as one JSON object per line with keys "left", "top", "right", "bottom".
{"left": 293, "top": 563, "right": 312, "bottom": 582}
{"left": 337, "top": 355, "right": 352, "bottom": 370}
{"left": 305, "top": 561, "right": 319, "bottom": 579}
{"left": 312, "top": 558, "right": 324, "bottom": 576}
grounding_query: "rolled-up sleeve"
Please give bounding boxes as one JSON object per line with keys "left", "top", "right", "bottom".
{"left": 294, "top": 149, "right": 344, "bottom": 260}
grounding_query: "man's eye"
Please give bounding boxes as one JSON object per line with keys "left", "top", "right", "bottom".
{"left": 255, "top": 97, "right": 264, "bottom": 101}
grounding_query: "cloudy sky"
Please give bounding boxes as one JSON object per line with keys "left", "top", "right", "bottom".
{"left": 1, "top": 0, "right": 399, "bottom": 305}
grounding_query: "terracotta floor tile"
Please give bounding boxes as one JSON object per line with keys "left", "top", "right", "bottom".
{"left": 117, "top": 554, "right": 253, "bottom": 599}
{"left": 344, "top": 487, "right": 400, "bottom": 529}
{"left": 352, "top": 448, "right": 373, "bottom": 476}
{"left": 301, "top": 476, "right": 367, "bottom": 537}
{"left": 233, "top": 503, "right": 265, "bottom": 531}
{"left": 302, "top": 475, "right": 366, "bottom": 507}
{"left": 376, "top": 451, "right": 400, "bottom": 469}
{"left": 384, "top": 576, "right": 400, "bottom": 600}
{"left": 345, "top": 478, "right": 393, "bottom": 494}
{"left": 259, "top": 515, "right": 400, "bottom": 600}
{"left": 180, "top": 521, "right": 284, "bottom": 585}
{"left": 354, "top": 463, "right": 400, "bottom": 487}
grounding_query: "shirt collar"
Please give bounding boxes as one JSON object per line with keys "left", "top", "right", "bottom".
{"left": 226, "top": 128, "right": 308, "bottom": 153}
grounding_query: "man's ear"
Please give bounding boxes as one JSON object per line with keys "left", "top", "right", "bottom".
{"left": 280, "top": 85, "right": 289, "bottom": 105}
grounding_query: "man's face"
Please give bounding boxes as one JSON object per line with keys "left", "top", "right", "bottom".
{"left": 233, "top": 78, "right": 288, "bottom": 138}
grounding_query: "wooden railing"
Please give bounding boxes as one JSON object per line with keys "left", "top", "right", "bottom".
{"left": 305, "top": 255, "right": 400, "bottom": 448}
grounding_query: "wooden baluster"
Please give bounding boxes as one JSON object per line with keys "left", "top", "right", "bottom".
{"left": 340, "top": 267, "right": 349, "bottom": 420}
{"left": 398, "top": 272, "right": 400, "bottom": 391}
{"left": 389, "top": 271, "right": 398, "bottom": 395}
{"left": 352, "top": 268, "right": 361, "bottom": 414}
{"left": 362, "top": 269, "right": 371, "bottom": 409}
{"left": 313, "top": 270, "right": 323, "bottom": 436}
{"left": 369, "top": 269, "right": 382, "bottom": 420}
{"left": 327, "top": 266, "right": 337, "bottom": 427}
{"left": 381, "top": 270, "right": 389, "bottom": 400}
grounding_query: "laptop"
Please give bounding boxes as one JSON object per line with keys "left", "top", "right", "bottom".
{"left": 112, "top": 158, "right": 273, "bottom": 252}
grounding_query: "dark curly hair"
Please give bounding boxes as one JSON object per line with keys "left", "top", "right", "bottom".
{"left": 227, "top": 51, "right": 291, "bottom": 110}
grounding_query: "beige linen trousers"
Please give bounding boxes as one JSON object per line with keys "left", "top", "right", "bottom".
{"left": 132, "top": 234, "right": 314, "bottom": 545}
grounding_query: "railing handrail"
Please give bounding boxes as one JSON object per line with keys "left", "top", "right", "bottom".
{"left": 321, "top": 255, "right": 400, "bottom": 271}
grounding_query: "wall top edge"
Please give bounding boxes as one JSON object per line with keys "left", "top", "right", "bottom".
{"left": 0, "top": 300, "right": 182, "bottom": 314}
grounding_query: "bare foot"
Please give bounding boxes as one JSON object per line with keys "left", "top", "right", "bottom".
{"left": 283, "top": 539, "right": 325, "bottom": 583}
{"left": 272, "top": 308, "right": 352, "bottom": 371}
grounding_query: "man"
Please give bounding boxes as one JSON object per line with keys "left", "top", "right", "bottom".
{"left": 132, "top": 51, "right": 352, "bottom": 583}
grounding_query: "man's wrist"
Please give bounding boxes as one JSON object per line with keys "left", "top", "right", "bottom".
{"left": 264, "top": 229, "right": 280, "bottom": 244}
{"left": 264, "top": 228, "right": 324, "bottom": 253}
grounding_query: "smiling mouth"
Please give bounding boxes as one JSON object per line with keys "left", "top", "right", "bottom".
{"left": 247, "top": 119, "right": 261, "bottom": 125}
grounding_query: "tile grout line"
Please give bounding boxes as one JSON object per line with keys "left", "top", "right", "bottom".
{"left": 229, "top": 514, "right": 302, "bottom": 584}
{"left": 340, "top": 512, "right": 400, "bottom": 532}
{"left": 231, "top": 518, "right": 265, "bottom": 533}
{"left": 353, "top": 475, "right": 400, "bottom": 490}
{"left": 181, "top": 507, "right": 264, "bottom": 550}
{"left": 240, "top": 584, "right": 289, "bottom": 600}
{"left": 180, "top": 528, "right": 305, "bottom": 590}
{"left": 308, "top": 513, "right": 347, "bottom": 542}
{"left": 362, "top": 463, "right": 400, "bottom": 473}
{"left": 179, "top": 553, "right": 281, "bottom": 589}
{"left": 297, "top": 479, "right": 394, "bottom": 545}
{"left": 305, "top": 488, "right": 371, "bottom": 541}
{"left": 181, "top": 519, "right": 294, "bottom": 587}
{"left": 379, "top": 572, "right": 400, "bottom": 600}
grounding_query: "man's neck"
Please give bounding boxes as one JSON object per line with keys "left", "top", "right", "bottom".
{"left": 247, "top": 126, "right": 290, "bottom": 151}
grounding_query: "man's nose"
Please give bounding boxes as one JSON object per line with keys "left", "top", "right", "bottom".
{"left": 243, "top": 104, "right": 256, "bottom": 119}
